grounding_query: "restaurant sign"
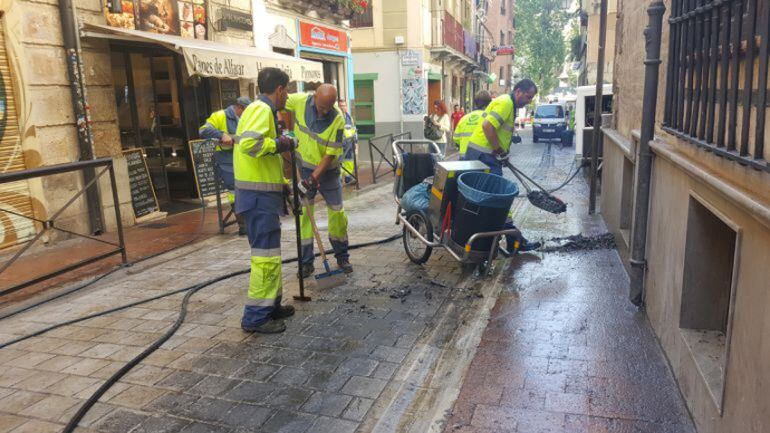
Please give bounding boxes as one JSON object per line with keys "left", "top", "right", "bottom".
{"left": 299, "top": 21, "right": 348, "bottom": 52}
{"left": 184, "top": 48, "right": 323, "bottom": 82}
{"left": 219, "top": 7, "right": 252, "bottom": 31}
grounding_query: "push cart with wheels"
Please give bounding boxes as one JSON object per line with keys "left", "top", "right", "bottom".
{"left": 392, "top": 139, "right": 521, "bottom": 274}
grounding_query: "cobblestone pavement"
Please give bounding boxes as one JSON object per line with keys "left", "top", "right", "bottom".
{"left": 442, "top": 130, "right": 696, "bottom": 433}
{"left": 0, "top": 164, "right": 504, "bottom": 432}
{"left": 0, "top": 131, "right": 695, "bottom": 433}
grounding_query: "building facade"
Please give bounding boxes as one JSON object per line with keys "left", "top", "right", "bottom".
{"left": 0, "top": 0, "right": 342, "bottom": 249}
{"left": 601, "top": 1, "right": 770, "bottom": 432}
{"left": 349, "top": 0, "right": 479, "bottom": 139}
{"left": 482, "top": 0, "right": 515, "bottom": 96}
{"left": 577, "top": 0, "right": 616, "bottom": 85}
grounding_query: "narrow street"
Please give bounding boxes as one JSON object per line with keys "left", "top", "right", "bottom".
{"left": 0, "top": 132, "right": 695, "bottom": 433}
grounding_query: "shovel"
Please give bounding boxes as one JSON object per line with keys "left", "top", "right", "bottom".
{"left": 502, "top": 159, "right": 567, "bottom": 214}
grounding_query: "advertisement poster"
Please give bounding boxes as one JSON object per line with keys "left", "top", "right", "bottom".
{"left": 104, "top": 0, "right": 206, "bottom": 38}
{"left": 400, "top": 50, "right": 426, "bottom": 115}
{"left": 138, "top": 0, "right": 180, "bottom": 35}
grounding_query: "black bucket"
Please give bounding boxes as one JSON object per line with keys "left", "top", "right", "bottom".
{"left": 451, "top": 172, "right": 518, "bottom": 252}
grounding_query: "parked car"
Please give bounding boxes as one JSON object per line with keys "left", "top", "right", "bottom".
{"left": 532, "top": 103, "right": 568, "bottom": 143}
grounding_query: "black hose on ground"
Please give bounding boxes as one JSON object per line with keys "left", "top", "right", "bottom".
{"left": 56, "top": 233, "right": 399, "bottom": 433}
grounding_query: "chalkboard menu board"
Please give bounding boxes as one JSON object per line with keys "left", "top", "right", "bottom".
{"left": 189, "top": 139, "right": 224, "bottom": 198}
{"left": 123, "top": 149, "right": 160, "bottom": 218}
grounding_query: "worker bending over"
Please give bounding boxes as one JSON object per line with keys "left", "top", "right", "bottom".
{"left": 200, "top": 96, "right": 252, "bottom": 235}
{"left": 284, "top": 84, "right": 352, "bottom": 278}
{"left": 453, "top": 90, "right": 492, "bottom": 159}
{"left": 337, "top": 99, "right": 358, "bottom": 185}
{"left": 234, "top": 68, "right": 296, "bottom": 334}
{"left": 464, "top": 78, "right": 541, "bottom": 253}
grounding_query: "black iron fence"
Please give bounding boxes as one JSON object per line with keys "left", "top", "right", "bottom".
{"left": 663, "top": 0, "right": 769, "bottom": 172}
{"left": 0, "top": 158, "right": 127, "bottom": 296}
{"left": 368, "top": 132, "right": 413, "bottom": 183}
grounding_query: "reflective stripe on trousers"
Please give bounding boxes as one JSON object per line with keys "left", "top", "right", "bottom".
{"left": 241, "top": 192, "right": 283, "bottom": 328}
{"left": 299, "top": 167, "right": 349, "bottom": 265}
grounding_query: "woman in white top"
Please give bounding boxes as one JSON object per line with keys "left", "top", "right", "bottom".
{"left": 430, "top": 100, "right": 451, "bottom": 153}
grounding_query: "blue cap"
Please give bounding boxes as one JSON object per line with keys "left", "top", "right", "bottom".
{"left": 236, "top": 96, "right": 253, "bottom": 107}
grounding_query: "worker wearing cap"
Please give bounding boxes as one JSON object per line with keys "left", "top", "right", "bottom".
{"left": 200, "top": 96, "right": 253, "bottom": 235}
{"left": 234, "top": 68, "right": 297, "bottom": 334}
{"left": 464, "top": 79, "right": 541, "bottom": 253}
{"left": 453, "top": 90, "right": 492, "bottom": 159}
{"left": 337, "top": 99, "right": 357, "bottom": 185}
{"left": 283, "top": 84, "right": 352, "bottom": 279}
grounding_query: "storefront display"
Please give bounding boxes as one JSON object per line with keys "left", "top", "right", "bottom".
{"left": 104, "top": 0, "right": 207, "bottom": 39}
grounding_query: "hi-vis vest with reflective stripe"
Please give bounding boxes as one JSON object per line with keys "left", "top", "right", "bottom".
{"left": 286, "top": 93, "right": 345, "bottom": 169}
{"left": 467, "top": 94, "right": 516, "bottom": 153}
{"left": 453, "top": 109, "right": 484, "bottom": 155}
{"left": 342, "top": 122, "right": 357, "bottom": 161}
{"left": 199, "top": 110, "right": 234, "bottom": 151}
{"left": 233, "top": 100, "right": 284, "bottom": 192}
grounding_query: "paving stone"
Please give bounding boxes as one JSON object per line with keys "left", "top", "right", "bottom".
{"left": 340, "top": 397, "right": 374, "bottom": 421}
{"left": 301, "top": 352, "right": 344, "bottom": 372}
{"left": 191, "top": 356, "right": 244, "bottom": 375}
{"left": 133, "top": 415, "right": 191, "bottom": 433}
{"left": 232, "top": 362, "right": 280, "bottom": 381}
{"left": 370, "top": 346, "right": 409, "bottom": 363}
{"left": 144, "top": 392, "right": 200, "bottom": 416}
{"left": 300, "top": 392, "right": 352, "bottom": 417}
{"left": 225, "top": 381, "right": 278, "bottom": 404}
{"left": 0, "top": 367, "right": 35, "bottom": 387}
{"left": 46, "top": 375, "right": 101, "bottom": 397}
{"left": 222, "top": 403, "right": 273, "bottom": 428}
{"left": 370, "top": 361, "right": 399, "bottom": 380}
{"left": 269, "top": 367, "right": 312, "bottom": 387}
{"left": 122, "top": 365, "right": 174, "bottom": 386}
{"left": 340, "top": 376, "right": 387, "bottom": 399}
{"left": 0, "top": 390, "right": 47, "bottom": 412}
{"left": 18, "top": 394, "right": 80, "bottom": 421}
{"left": 267, "top": 348, "right": 312, "bottom": 367}
{"left": 107, "top": 385, "right": 167, "bottom": 409}
{"left": 188, "top": 375, "right": 242, "bottom": 397}
{"left": 337, "top": 357, "right": 379, "bottom": 376}
{"left": 186, "top": 396, "right": 238, "bottom": 424}
{"left": 6, "top": 419, "right": 62, "bottom": 433}
{"left": 93, "top": 408, "right": 149, "bottom": 433}
{"left": 60, "top": 358, "right": 111, "bottom": 377}
{"left": 0, "top": 413, "right": 26, "bottom": 432}
{"left": 260, "top": 409, "right": 316, "bottom": 433}
{"left": 156, "top": 370, "right": 208, "bottom": 391}
{"left": 304, "top": 370, "right": 351, "bottom": 392}
{"left": 265, "top": 387, "right": 314, "bottom": 410}
{"left": 310, "top": 416, "right": 358, "bottom": 433}
{"left": 179, "top": 421, "right": 233, "bottom": 433}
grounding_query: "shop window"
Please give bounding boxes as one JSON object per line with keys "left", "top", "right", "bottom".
{"left": 353, "top": 79, "right": 375, "bottom": 138}
{"left": 679, "top": 196, "right": 739, "bottom": 411}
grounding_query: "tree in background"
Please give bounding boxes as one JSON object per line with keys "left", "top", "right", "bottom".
{"left": 514, "top": 0, "right": 569, "bottom": 97}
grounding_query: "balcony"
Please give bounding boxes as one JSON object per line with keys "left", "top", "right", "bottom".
{"left": 430, "top": 11, "right": 478, "bottom": 70}
{"left": 269, "top": 0, "right": 365, "bottom": 24}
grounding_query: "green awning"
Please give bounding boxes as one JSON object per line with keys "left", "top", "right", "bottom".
{"left": 428, "top": 71, "right": 442, "bottom": 81}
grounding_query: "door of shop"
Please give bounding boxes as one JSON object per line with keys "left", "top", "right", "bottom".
{"left": 0, "top": 21, "right": 36, "bottom": 249}
{"left": 111, "top": 44, "right": 199, "bottom": 214}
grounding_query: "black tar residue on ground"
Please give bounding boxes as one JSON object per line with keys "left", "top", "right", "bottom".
{"left": 540, "top": 233, "right": 616, "bottom": 253}
{"left": 527, "top": 191, "right": 567, "bottom": 214}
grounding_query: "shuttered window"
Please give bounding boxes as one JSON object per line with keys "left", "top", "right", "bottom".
{"left": 0, "top": 19, "right": 36, "bottom": 249}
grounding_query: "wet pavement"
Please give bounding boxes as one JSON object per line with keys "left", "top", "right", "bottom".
{"left": 442, "top": 131, "right": 695, "bottom": 433}
{"left": 0, "top": 131, "right": 695, "bottom": 433}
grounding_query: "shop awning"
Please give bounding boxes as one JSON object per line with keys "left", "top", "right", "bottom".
{"left": 81, "top": 23, "right": 324, "bottom": 82}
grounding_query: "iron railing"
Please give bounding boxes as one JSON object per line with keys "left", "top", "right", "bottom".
{"left": 0, "top": 158, "right": 127, "bottom": 296}
{"left": 368, "top": 132, "right": 412, "bottom": 183}
{"left": 663, "top": 0, "right": 770, "bottom": 172}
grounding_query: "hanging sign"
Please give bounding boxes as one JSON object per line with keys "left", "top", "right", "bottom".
{"left": 493, "top": 45, "right": 514, "bottom": 56}
{"left": 220, "top": 8, "right": 253, "bottom": 31}
{"left": 299, "top": 21, "right": 348, "bottom": 52}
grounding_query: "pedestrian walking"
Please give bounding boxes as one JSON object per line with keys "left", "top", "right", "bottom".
{"left": 451, "top": 103, "right": 465, "bottom": 130}
{"left": 430, "top": 100, "right": 451, "bottom": 153}
{"left": 234, "top": 67, "right": 297, "bottom": 334}
{"left": 283, "top": 84, "right": 353, "bottom": 278}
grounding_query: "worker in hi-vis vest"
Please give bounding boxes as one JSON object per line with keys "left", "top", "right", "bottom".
{"left": 283, "top": 84, "right": 352, "bottom": 278}
{"left": 234, "top": 68, "right": 297, "bottom": 334}
{"left": 452, "top": 90, "right": 492, "bottom": 158}
{"left": 464, "top": 78, "right": 541, "bottom": 253}
{"left": 199, "top": 96, "right": 253, "bottom": 235}
{"left": 337, "top": 98, "right": 358, "bottom": 185}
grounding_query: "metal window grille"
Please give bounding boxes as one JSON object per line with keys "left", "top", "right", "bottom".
{"left": 662, "top": 0, "right": 770, "bottom": 172}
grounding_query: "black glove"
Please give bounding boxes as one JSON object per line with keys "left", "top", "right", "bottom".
{"left": 276, "top": 135, "right": 297, "bottom": 153}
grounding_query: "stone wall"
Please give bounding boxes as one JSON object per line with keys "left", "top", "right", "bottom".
{"left": 3, "top": 0, "right": 134, "bottom": 243}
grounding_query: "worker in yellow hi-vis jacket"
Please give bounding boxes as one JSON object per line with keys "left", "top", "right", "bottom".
{"left": 283, "top": 84, "right": 351, "bottom": 279}
{"left": 234, "top": 68, "right": 296, "bottom": 334}
{"left": 199, "top": 96, "right": 252, "bottom": 235}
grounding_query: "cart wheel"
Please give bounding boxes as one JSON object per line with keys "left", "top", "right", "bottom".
{"left": 403, "top": 210, "right": 433, "bottom": 264}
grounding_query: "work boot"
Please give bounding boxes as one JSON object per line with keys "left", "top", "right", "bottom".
{"left": 300, "top": 263, "right": 315, "bottom": 279}
{"left": 270, "top": 305, "right": 295, "bottom": 320}
{"left": 241, "top": 319, "right": 286, "bottom": 334}
{"left": 337, "top": 258, "right": 353, "bottom": 274}
{"left": 518, "top": 239, "right": 542, "bottom": 252}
